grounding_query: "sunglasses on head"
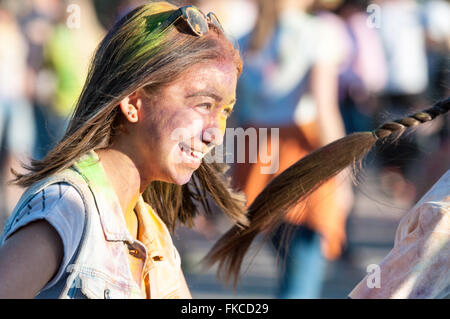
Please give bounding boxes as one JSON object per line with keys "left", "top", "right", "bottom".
{"left": 155, "top": 5, "right": 224, "bottom": 36}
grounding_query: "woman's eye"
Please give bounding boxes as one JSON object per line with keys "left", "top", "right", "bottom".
{"left": 196, "top": 103, "right": 213, "bottom": 112}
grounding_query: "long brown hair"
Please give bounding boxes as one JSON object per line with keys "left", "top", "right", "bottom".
{"left": 12, "top": 1, "right": 248, "bottom": 231}
{"left": 204, "top": 97, "right": 450, "bottom": 287}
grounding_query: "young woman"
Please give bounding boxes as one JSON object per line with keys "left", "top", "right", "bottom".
{"left": 0, "top": 1, "right": 448, "bottom": 299}
{"left": 0, "top": 2, "right": 247, "bottom": 299}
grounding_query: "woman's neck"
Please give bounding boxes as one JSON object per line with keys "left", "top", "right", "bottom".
{"left": 96, "top": 147, "right": 142, "bottom": 227}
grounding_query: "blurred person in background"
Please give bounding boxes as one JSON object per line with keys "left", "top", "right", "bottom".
{"left": 14, "top": 0, "right": 63, "bottom": 160}
{"left": 329, "top": 0, "right": 387, "bottom": 134}
{"left": 372, "top": 0, "right": 431, "bottom": 204}
{"left": 412, "top": 0, "right": 450, "bottom": 198}
{"left": 22, "top": 0, "right": 104, "bottom": 160}
{"left": 0, "top": 0, "right": 104, "bottom": 227}
{"left": 421, "top": 0, "right": 450, "bottom": 101}
{"left": 231, "top": 0, "right": 353, "bottom": 298}
{"left": 0, "top": 5, "right": 36, "bottom": 226}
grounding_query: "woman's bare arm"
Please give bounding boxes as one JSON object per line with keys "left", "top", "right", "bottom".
{"left": 0, "top": 220, "right": 63, "bottom": 298}
{"left": 311, "top": 61, "right": 347, "bottom": 145}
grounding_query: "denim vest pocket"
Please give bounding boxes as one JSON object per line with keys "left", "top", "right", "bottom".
{"left": 71, "top": 271, "right": 137, "bottom": 299}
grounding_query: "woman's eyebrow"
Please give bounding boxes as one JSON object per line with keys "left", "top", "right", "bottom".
{"left": 186, "top": 91, "right": 236, "bottom": 105}
{"left": 185, "top": 91, "right": 222, "bottom": 101}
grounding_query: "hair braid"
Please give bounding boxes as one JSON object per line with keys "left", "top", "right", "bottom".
{"left": 374, "top": 97, "right": 450, "bottom": 139}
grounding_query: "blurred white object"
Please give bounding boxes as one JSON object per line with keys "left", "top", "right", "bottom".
{"left": 349, "top": 170, "right": 449, "bottom": 299}
{"left": 423, "top": 0, "right": 450, "bottom": 43}
{"left": 194, "top": 0, "right": 257, "bottom": 40}
{"left": 378, "top": 0, "right": 429, "bottom": 95}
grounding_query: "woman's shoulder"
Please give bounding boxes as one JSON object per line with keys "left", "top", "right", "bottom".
{"left": 23, "top": 182, "right": 84, "bottom": 214}
{"left": 1, "top": 182, "right": 88, "bottom": 292}
{"left": 3, "top": 183, "right": 86, "bottom": 242}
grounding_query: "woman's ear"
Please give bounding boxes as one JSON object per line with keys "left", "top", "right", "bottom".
{"left": 119, "top": 92, "right": 142, "bottom": 123}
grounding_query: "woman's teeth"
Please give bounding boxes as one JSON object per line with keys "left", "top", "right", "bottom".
{"left": 180, "top": 144, "right": 203, "bottom": 159}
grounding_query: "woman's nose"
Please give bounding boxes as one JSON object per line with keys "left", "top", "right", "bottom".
{"left": 202, "top": 126, "right": 224, "bottom": 147}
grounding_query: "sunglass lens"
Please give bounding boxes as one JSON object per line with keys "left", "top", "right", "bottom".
{"left": 207, "top": 12, "right": 224, "bottom": 33}
{"left": 185, "top": 6, "right": 209, "bottom": 36}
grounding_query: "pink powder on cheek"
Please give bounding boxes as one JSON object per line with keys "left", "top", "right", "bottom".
{"left": 169, "top": 117, "right": 205, "bottom": 151}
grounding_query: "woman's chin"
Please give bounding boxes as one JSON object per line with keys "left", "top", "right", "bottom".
{"left": 163, "top": 147, "right": 203, "bottom": 185}
{"left": 169, "top": 165, "right": 198, "bottom": 185}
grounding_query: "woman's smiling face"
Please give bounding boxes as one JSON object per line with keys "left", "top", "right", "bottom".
{"left": 128, "top": 60, "right": 238, "bottom": 185}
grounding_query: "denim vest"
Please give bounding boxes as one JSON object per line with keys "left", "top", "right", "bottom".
{"left": 1, "top": 151, "right": 188, "bottom": 299}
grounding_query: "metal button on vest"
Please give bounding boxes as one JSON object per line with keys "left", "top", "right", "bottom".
{"left": 129, "top": 249, "right": 139, "bottom": 257}
{"left": 127, "top": 243, "right": 146, "bottom": 259}
{"left": 104, "top": 288, "right": 111, "bottom": 299}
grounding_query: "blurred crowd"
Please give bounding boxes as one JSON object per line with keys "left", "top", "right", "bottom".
{"left": 0, "top": 0, "right": 449, "bottom": 298}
